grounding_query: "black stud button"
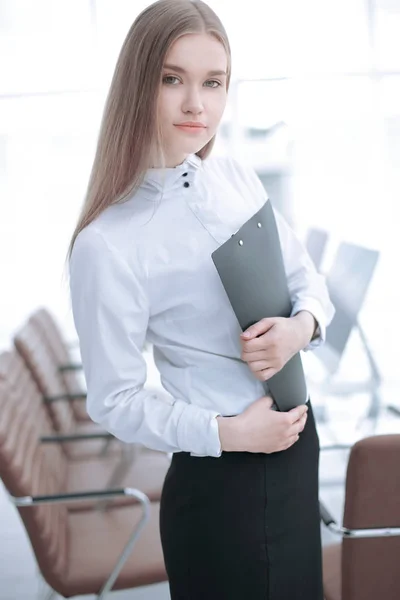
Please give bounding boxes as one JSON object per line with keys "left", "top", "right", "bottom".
{"left": 182, "top": 172, "right": 188, "bottom": 177}
{"left": 183, "top": 181, "right": 190, "bottom": 188}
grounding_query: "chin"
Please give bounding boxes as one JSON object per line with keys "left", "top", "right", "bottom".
{"left": 174, "top": 129, "right": 211, "bottom": 145}
{"left": 185, "top": 138, "right": 211, "bottom": 154}
{"left": 169, "top": 143, "right": 201, "bottom": 159}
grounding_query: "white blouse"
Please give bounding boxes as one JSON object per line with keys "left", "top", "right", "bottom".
{"left": 69, "top": 153, "right": 335, "bottom": 458}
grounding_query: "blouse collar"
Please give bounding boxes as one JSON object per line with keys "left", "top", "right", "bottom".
{"left": 142, "top": 153, "right": 202, "bottom": 192}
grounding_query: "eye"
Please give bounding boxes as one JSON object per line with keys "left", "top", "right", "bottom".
{"left": 204, "top": 80, "right": 222, "bottom": 88}
{"left": 162, "top": 75, "right": 180, "bottom": 85}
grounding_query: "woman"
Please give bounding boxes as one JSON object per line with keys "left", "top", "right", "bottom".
{"left": 68, "top": 1, "right": 335, "bottom": 598}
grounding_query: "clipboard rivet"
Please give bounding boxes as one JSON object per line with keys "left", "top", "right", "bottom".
{"left": 238, "top": 240, "right": 244, "bottom": 246}
{"left": 257, "top": 222, "right": 262, "bottom": 228}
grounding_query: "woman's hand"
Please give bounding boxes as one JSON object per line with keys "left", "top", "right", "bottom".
{"left": 239, "top": 311, "right": 317, "bottom": 382}
{"left": 217, "top": 396, "right": 308, "bottom": 454}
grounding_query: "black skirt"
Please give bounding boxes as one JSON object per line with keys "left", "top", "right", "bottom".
{"left": 159, "top": 400, "right": 323, "bottom": 600}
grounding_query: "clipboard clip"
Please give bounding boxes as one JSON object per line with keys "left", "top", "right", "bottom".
{"left": 231, "top": 222, "right": 263, "bottom": 245}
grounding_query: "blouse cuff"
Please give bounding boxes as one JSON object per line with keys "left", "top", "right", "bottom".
{"left": 190, "top": 416, "right": 222, "bottom": 458}
{"left": 176, "top": 403, "right": 222, "bottom": 457}
{"left": 290, "top": 298, "right": 327, "bottom": 352}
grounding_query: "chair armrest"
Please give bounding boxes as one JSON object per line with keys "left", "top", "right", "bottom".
{"left": 11, "top": 486, "right": 148, "bottom": 507}
{"left": 43, "top": 393, "right": 86, "bottom": 403}
{"left": 319, "top": 499, "right": 400, "bottom": 539}
{"left": 10, "top": 487, "right": 151, "bottom": 598}
{"left": 59, "top": 363, "right": 83, "bottom": 372}
{"left": 40, "top": 432, "right": 113, "bottom": 443}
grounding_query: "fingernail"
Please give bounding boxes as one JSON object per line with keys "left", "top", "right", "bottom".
{"left": 242, "top": 331, "right": 250, "bottom": 338}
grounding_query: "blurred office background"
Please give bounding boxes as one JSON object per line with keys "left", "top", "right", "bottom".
{"left": 2, "top": 0, "right": 400, "bottom": 367}
{"left": 1, "top": 1, "right": 400, "bottom": 598}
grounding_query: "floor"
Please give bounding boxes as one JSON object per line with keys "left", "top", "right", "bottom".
{"left": 1, "top": 356, "right": 400, "bottom": 599}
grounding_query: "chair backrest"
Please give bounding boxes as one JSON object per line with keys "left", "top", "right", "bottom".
{"left": 313, "top": 242, "right": 379, "bottom": 374}
{"left": 13, "top": 320, "right": 76, "bottom": 433}
{"left": 29, "top": 309, "right": 88, "bottom": 421}
{"left": 29, "top": 307, "right": 70, "bottom": 366}
{"left": 0, "top": 349, "right": 68, "bottom": 477}
{"left": 305, "top": 228, "right": 329, "bottom": 271}
{"left": 0, "top": 358, "right": 69, "bottom": 591}
{"left": 341, "top": 434, "right": 400, "bottom": 600}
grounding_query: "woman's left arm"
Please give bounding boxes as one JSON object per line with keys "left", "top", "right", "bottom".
{"left": 273, "top": 206, "right": 335, "bottom": 349}
{"left": 240, "top": 206, "right": 335, "bottom": 382}
{"left": 229, "top": 157, "right": 335, "bottom": 380}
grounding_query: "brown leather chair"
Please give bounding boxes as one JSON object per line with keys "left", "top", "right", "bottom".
{"left": 0, "top": 349, "right": 170, "bottom": 508}
{"left": 0, "top": 377, "right": 167, "bottom": 598}
{"left": 13, "top": 318, "right": 94, "bottom": 440}
{"left": 321, "top": 434, "right": 400, "bottom": 600}
{"left": 13, "top": 318, "right": 133, "bottom": 461}
{"left": 29, "top": 307, "right": 89, "bottom": 422}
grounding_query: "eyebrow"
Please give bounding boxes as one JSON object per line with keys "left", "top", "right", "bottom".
{"left": 162, "top": 64, "right": 227, "bottom": 77}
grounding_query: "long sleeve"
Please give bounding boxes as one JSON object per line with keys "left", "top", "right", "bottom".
{"left": 236, "top": 159, "right": 335, "bottom": 350}
{"left": 273, "top": 208, "right": 335, "bottom": 350}
{"left": 69, "top": 228, "right": 222, "bottom": 457}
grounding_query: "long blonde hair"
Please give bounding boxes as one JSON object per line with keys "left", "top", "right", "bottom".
{"left": 68, "top": 0, "right": 231, "bottom": 257}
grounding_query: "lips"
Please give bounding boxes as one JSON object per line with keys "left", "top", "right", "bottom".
{"left": 175, "top": 123, "right": 206, "bottom": 128}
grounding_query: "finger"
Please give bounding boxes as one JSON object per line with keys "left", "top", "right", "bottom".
{"left": 260, "top": 367, "right": 278, "bottom": 382}
{"left": 278, "top": 405, "right": 307, "bottom": 427}
{"left": 287, "top": 404, "right": 308, "bottom": 424}
{"left": 283, "top": 434, "right": 300, "bottom": 450}
{"left": 242, "top": 328, "right": 281, "bottom": 353}
{"left": 288, "top": 414, "right": 308, "bottom": 436}
{"left": 261, "top": 395, "right": 274, "bottom": 408}
{"left": 241, "top": 350, "right": 272, "bottom": 362}
{"left": 241, "top": 318, "right": 276, "bottom": 340}
{"left": 293, "top": 410, "right": 308, "bottom": 424}
{"left": 249, "top": 366, "right": 278, "bottom": 382}
{"left": 240, "top": 336, "right": 273, "bottom": 353}
{"left": 298, "top": 414, "right": 308, "bottom": 432}
{"left": 247, "top": 359, "right": 272, "bottom": 373}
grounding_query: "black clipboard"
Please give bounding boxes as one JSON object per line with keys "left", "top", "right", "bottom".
{"left": 211, "top": 199, "right": 308, "bottom": 411}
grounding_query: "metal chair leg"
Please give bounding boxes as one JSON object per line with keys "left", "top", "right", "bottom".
{"left": 96, "top": 490, "right": 150, "bottom": 599}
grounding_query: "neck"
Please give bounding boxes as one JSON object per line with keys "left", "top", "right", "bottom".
{"left": 148, "top": 151, "right": 191, "bottom": 169}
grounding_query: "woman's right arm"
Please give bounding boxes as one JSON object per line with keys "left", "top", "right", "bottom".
{"left": 69, "top": 228, "right": 222, "bottom": 457}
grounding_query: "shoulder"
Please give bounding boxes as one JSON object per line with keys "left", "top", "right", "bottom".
{"left": 70, "top": 218, "right": 142, "bottom": 279}
{"left": 71, "top": 197, "right": 153, "bottom": 271}
{"left": 92, "top": 194, "right": 153, "bottom": 247}
{"left": 71, "top": 224, "right": 108, "bottom": 262}
{"left": 202, "top": 154, "right": 268, "bottom": 199}
{"left": 69, "top": 220, "right": 148, "bottom": 300}
{"left": 201, "top": 155, "right": 268, "bottom": 216}
{"left": 69, "top": 225, "right": 119, "bottom": 285}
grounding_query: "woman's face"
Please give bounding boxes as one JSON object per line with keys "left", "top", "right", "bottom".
{"left": 157, "top": 33, "right": 228, "bottom": 167}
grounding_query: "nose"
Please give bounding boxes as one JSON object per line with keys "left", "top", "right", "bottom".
{"left": 182, "top": 85, "right": 204, "bottom": 115}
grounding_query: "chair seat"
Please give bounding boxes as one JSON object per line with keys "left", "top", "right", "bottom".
{"left": 58, "top": 502, "right": 167, "bottom": 597}
{"left": 323, "top": 543, "right": 341, "bottom": 600}
{"left": 67, "top": 450, "right": 170, "bottom": 510}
